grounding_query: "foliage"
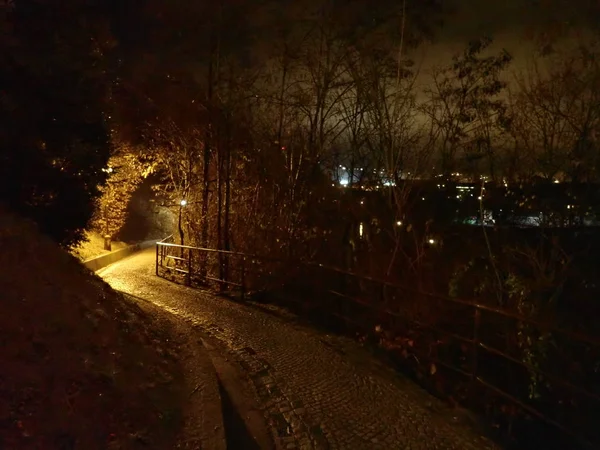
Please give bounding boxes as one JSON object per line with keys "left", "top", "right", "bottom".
{"left": 91, "top": 142, "right": 151, "bottom": 242}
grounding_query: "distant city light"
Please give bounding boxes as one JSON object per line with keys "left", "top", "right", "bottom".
{"left": 359, "top": 223, "right": 364, "bottom": 237}
{"left": 396, "top": 221, "right": 402, "bottom": 226}
{"left": 180, "top": 199, "right": 187, "bottom": 206}
{"left": 428, "top": 238, "right": 435, "bottom": 244}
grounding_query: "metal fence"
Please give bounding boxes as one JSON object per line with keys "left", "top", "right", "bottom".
{"left": 154, "top": 240, "right": 600, "bottom": 449}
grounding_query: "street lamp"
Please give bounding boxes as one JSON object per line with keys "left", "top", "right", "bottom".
{"left": 180, "top": 199, "right": 187, "bottom": 207}
{"left": 102, "top": 166, "right": 114, "bottom": 250}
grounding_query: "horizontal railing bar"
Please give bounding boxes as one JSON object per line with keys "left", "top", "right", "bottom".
{"left": 476, "top": 376, "right": 596, "bottom": 450}
{"left": 478, "top": 342, "right": 600, "bottom": 403}
{"left": 163, "top": 266, "right": 189, "bottom": 274}
{"left": 157, "top": 242, "right": 207, "bottom": 251}
{"left": 326, "top": 289, "right": 474, "bottom": 345}
{"left": 165, "top": 255, "right": 186, "bottom": 261}
{"left": 328, "top": 286, "right": 600, "bottom": 403}
{"left": 205, "top": 275, "right": 242, "bottom": 287}
{"left": 157, "top": 234, "right": 174, "bottom": 244}
{"left": 157, "top": 242, "right": 287, "bottom": 262}
{"left": 158, "top": 242, "right": 600, "bottom": 347}
{"left": 306, "top": 263, "right": 600, "bottom": 347}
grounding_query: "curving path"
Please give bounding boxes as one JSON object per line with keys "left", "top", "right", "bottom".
{"left": 98, "top": 249, "right": 500, "bottom": 450}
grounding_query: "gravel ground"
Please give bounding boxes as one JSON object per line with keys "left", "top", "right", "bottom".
{"left": 98, "top": 249, "right": 502, "bottom": 450}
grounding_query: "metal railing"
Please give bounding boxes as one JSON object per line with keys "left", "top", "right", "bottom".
{"left": 154, "top": 240, "right": 600, "bottom": 449}
{"left": 156, "top": 237, "right": 248, "bottom": 298}
{"left": 296, "top": 261, "right": 600, "bottom": 449}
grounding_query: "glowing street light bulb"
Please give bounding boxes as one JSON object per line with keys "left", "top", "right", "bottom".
{"left": 428, "top": 238, "right": 435, "bottom": 244}
{"left": 180, "top": 199, "right": 187, "bottom": 207}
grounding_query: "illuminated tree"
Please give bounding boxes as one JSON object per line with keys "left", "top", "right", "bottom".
{"left": 92, "top": 143, "right": 152, "bottom": 250}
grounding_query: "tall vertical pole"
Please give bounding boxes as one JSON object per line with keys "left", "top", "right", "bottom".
{"left": 155, "top": 244, "right": 159, "bottom": 276}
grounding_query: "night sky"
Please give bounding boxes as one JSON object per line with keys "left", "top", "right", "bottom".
{"left": 415, "top": 0, "right": 598, "bottom": 83}
{"left": 439, "top": 0, "right": 595, "bottom": 42}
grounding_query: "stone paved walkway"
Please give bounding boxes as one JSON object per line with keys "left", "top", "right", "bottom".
{"left": 98, "top": 249, "right": 501, "bottom": 450}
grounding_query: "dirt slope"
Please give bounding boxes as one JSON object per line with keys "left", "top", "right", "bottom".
{"left": 0, "top": 208, "right": 184, "bottom": 449}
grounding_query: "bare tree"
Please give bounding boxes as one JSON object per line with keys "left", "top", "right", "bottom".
{"left": 422, "top": 37, "right": 512, "bottom": 181}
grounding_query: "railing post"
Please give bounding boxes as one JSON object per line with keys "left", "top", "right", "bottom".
{"left": 187, "top": 247, "right": 192, "bottom": 286}
{"left": 471, "top": 308, "right": 481, "bottom": 392}
{"left": 155, "top": 244, "right": 159, "bottom": 276}
{"left": 240, "top": 256, "right": 246, "bottom": 301}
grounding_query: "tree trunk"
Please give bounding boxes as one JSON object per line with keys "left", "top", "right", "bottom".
{"left": 223, "top": 133, "right": 232, "bottom": 284}
{"left": 200, "top": 22, "right": 217, "bottom": 277}
{"left": 104, "top": 236, "right": 112, "bottom": 252}
{"left": 216, "top": 132, "right": 224, "bottom": 289}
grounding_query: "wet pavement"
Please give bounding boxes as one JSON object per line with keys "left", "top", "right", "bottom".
{"left": 98, "top": 249, "right": 501, "bottom": 450}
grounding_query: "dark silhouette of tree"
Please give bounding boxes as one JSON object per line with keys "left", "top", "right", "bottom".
{"left": 422, "top": 37, "right": 512, "bottom": 180}
{"left": 0, "top": 0, "right": 116, "bottom": 247}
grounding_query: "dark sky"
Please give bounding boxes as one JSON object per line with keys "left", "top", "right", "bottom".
{"left": 413, "top": 0, "right": 598, "bottom": 78}
{"left": 438, "top": 0, "right": 597, "bottom": 42}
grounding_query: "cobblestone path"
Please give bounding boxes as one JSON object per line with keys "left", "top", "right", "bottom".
{"left": 98, "top": 249, "right": 500, "bottom": 450}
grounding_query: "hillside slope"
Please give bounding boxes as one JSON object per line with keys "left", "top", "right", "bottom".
{"left": 0, "top": 208, "right": 184, "bottom": 449}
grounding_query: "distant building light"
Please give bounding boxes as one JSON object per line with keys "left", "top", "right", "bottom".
{"left": 396, "top": 221, "right": 402, "bottom": 226}
{"left": 359, "top": 223, "right": 364, "bottom": 237}
{"left": 428, "top": 238, "right": 435, "bottom": 244}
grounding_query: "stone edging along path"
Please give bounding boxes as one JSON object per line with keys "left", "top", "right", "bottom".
{"left": 83, "top": 239, "right": 157, "bottom": 272}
